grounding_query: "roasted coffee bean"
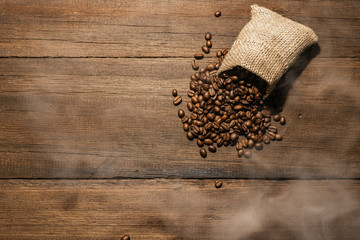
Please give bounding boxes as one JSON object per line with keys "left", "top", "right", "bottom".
{"left": 204, "top": 138, "right": 213, "bottom": 145}
{"left": 202, "top": 45, "right": 210, "bottom": 54}
{"left": 187, "top": 90, "right": 195, "bottom": 97}
{"left": 245, "top": 120, "right": 252, "bottom": 128}
{"left": 200, "top": 148, "right": 207, "bottom": 158}
{"left": 205, "top": 32, "right": 212, "bottom": 40}
{"left": 178, "top": 109, "right": 185, "bottom": 118}
{"left": 194, "top": 53, "right": 204, "bottom": 59}
{"left": 263, "top": 135, "right": 270, "bottom": 144}
{"left": 172, "top": 89, "right": 178, "bottom": 97}
{"left": 173, "top": 96, "right": 182, "bottom": 105}
{"left": 206, "top": 64, "right": 215, "bottom": 71}
{"left": 187, "top": 102, "right": 194, "bottom": 112}
{"left": 215, "top": 180, "right": 222, "bottom": 188}
{"left": 268, "top": 126, "right": 277, "bottom": 133}
{"left": 216, "top": 50, "right": 223, "bottom": 57}
{"left": 183, "top": 123, "right": 190, "bottom": 132}
{"left": 206, "top": 40, "right": 212, "bottom": 48}
{"left": 255, "top": 142, "right": 263, "bottom": 150}
{"left": 236, "top": 142, "right": 243, "bottom": 150}
{"left": 221, "top": 122, "right": 230, "bottom": 131}
{"left": 214, "top": 11, "right": 222, "bottom": 17}
{"left": 217, "top": 138, "right": 224, "bottom": 147}
{"left": 121, "top": 235, "right": 130, "bottom": 240}
{"left": 275, "top": 134, "right": 283, "bottom": 141}
{"left": 192, "top": 60, "right": 199, "bottom": 70}
{"left": 280, "top": 117, "right": 286, "bottom": 125}
{"left": 244, "top": 150, "right": 252, "bottom": 158}
{"left": 209, "top": 145, "right": 217, "bottom": 153}
{"left": 237, "top": 149, "right": 244, "bottom": 157}
{"left": 273, "top": 114, "right": 281, "bottom": 121}
{"left": 181, "top": 116, "right": 189, "bottom": 123}
{"left": 248, "top": 139, "right": 255, "bottom": 148}
{"left": 191, "top": 96, "right": 198, "bottom": 104}
{"left": 191, "top": 125, "right": 200, "bottom": 134}
{"left": 267, "top": 132, "right": 276, "bottom": 140}
{"left": 186, "top": 131, "right": 194, "bottom": 140}
{"left": 230, "top": 133, "right": 238, "bottom": 142}
{"left": 197, "top": 139, "right": 204, "bottom": 147}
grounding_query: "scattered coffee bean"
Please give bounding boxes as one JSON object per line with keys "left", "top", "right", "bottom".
{"left": 273, "top": 114, "right": 281, "bottom": 121}
{"left": 200, "top": 148, "right": 207, "bottom": 158}
{"left": 197, "top": 139, "right": 204, "bottom": 147}
{"left": 216, "top": 50, "right": 223, "bottom": 57}
{"left": 206, "top": 40, "right": 212, "bottom": 48}
{"left": 215, "top": 180, "right": 222, "bottom": 188}
{"left": 280, "top": 117, "right": 286, "bottom": 125}
{"left": 205, "top": 32, "right": 212, "bottom": 40}
{"left": 244, "top": 150, "right": 252, "bottom": 158}
{"left": 121, "top": 235, "right": 130, "bottom": 240}
{"left": 209, "top": 145, "right": 217, "bottom": 153}
{"left": 214, "top": 11, "right": 222, "bottom": 17}
{"left": 237, "top": 149, "right": 244, "bottom": 157}
{"left": 202, "top": 45, "right": 210, "bottom": 54}
{"left": 178, "top": 109, "right": 185, "bottom": 118}
{"left": 263, "top": 135, "right": 270, "bottom": 144}
{"left": 173, "top": 96, "right": 182, "bottom": 105}
{"left": 191, "top": 60, "right": 199, "bottom": 70}
{"left": 194, "top": 53, "right": 204, "bottom": 59}
{"left": 255, "top": 142, "right": 263, "bottom": 150}
{"left": 183, "top": 123, "right": 190, "bottom": 132}
{"left": 275, "top": 134, "right": 283, "bottom": 141}
{"left": 187, "top": 131, "right": 194, "bottom": 140}
{"left": 187, "top": 102, "right": 194, "bottom": 112}
{"left": 172, "top": 89, "right": 178, "bottom": 97}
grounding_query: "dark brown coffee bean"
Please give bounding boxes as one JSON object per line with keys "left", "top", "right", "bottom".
{"left": 244, "top": 150, "right": 252, "bottom": 158}
{"left": 230, "top": 133, "right": 238, "bottom": 142}
{"left": 267, "top": 132, "right": 276, "bottom": 140}
{"left": 268, "top": 126, "right": 277, "bottom": 133}
{"left": 273, "top": 114, "right": 281, "bottom": 122}
{"left": 200, "top": 148, "right": 207, "bottom": 158}
{"left": 203, "top": 91, "right": 210, "bottom": 100}
{"left": 263, "top": 135, "right": 270, "bottom": 144}
{"left": 191, "top": 125, "right": 200, "bottom": 134}
{"left": 206, "top": 64, "right": 215, "bottom": 71}
{"left": 197, "top": 139, "right": 204, "bottom": 147}
{"left": 191, "top": 96, "right": 198, "bottom": 104}
{"left": 280, "top": 117, "right": 286, "bottom": 125}
{"left": 248, "top": 139, "right": 255, "bottom": 148}
{"left": 187, "top": 90, "right": 195, "bottom": 97}
{"left": 275, "top": 134, "right": 283, "bottom": 141}
{"left": 172, "top": 89, "right": 178, "bottom": 97}
{"left": 178, "top": 109, "right": 185, "bottom": 118}
{"left": 245, "top": 120, "right": 252, "bottom": 128}
{"left": 204, "top": 138, "right": 213, "bottom": 145}
{"left": 237, "top": 149, "right": 244, "bottom": 157}
{"left": 214, "top": 11, "right": 222, "bottom": 17}
{"left": 216, "top": 138, "right": 224, "bottom": 147}
{"left": 216, "top": 50, "right": 222, "bottom": 57}
{"left": 206, "top": 40, "right": 212, "bottom": 48}
{"left": 236, "top": 142, "right": 243, "bottom": 150}
{"left": 183, "top": 123, "right": 190, "bottom": 132}
{"left": 255, "top": 142, "right": 263, "bottom": 150}
{"left": 187, "top": 102, "right": 194, "bottom": 112}
{"left": 173, "top": 96, "right": 182, "bottom": 105}
{"left": 194, "top": 53, "right": 204, "bottom": 59}
{"left": 121, "top": 235, "right": 130, "bottom": 240}
{"left": 209, "top": 145, "right": 217, "bottom": 153}
{"left": 202, "top": 45, "right": 210, "bottom": 54}
{"left": 205, "top": 32, "right": 211, "bottom": 40}
{"left": 186, "top": 131, "right": 194, "bottom": 140}
{"left": 215, "top": 180, "right": 222, "bottom": 188}
{"left": 191, "top": 60, "right": 199, "bottom": 70}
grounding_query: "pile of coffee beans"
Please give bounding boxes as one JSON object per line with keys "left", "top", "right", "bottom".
{"left": 173, "top": 30, "right": 286, "bottom": 159}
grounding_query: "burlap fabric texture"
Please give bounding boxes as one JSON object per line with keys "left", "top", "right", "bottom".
{"left": 218, "top": 5, "right": 318, "bottom": 97}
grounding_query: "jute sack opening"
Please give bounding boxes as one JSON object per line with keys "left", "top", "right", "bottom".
{"left": 218, "top": 5, "right": 318, "bottom": 97}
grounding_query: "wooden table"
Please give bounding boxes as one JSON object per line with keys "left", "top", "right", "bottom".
{"left": 0, "top": 1, "right": 359, "bottom": 239}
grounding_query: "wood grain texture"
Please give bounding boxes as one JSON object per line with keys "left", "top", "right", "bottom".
{"left": 0, "top": 57, "right": 359, "bottom": 179}
{"left": 0, "top": 0, "right": 359, "bottom": 58}
{"left": 0, "top": 179, "right": 359, "bottom": 240}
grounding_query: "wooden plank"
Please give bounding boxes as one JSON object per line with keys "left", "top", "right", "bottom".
{"left": 0, "top": 0, "right": 359, "bottom": 58}
{"left": 0, "top": 57, "right": 359, "bottom": 179}
{"left": 0, "top": 179, "right": 359, "bottom": 239}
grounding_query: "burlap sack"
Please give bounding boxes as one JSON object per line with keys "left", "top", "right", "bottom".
{"left": 218, "top": 5, "right": 318, "bottom": 97}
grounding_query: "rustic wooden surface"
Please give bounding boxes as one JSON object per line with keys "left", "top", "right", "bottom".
{"left": 0, "top": 0, "right": 359, "bottom": 239}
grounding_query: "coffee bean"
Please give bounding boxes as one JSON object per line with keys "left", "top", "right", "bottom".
{"left": 215, "top": 180, "right": 222, "bottom": 188}
{"left": 267, "top": 131, "right": 276, "bottom": 140}
{"left": 248, "top": 139, "right": 255, "bottom": 148}
{"left": 192, "top": 60, "right": 199, "bottom": 70}
{"left": 172, "top": 89, "right": 178, "bottom": 97}
{"left": 280, "top": 117, "right": 286, "bottom": 125}
{"left": 202, "top": 45, "right": 210, "bottom": 54}
{"left": 186, "top": 131, "right": 194, "bottom": 140}
{"left": 273, "top": 114, "right": 281, "bottom": 121}
{"left": 236, "top": 142, "right": 243, "bottom": 150}
{"left": 191, "top": 125, "right": 200, "bottom": 134}
{"left": 255, "top": 142, "right": 263, "bottom": 150}
{"left": 245, "top": 120, "right": 252, "bottom": 128}
{"left": 209, "top": 145, "right": 217, "bottom": 153}
{"left": 194, "top": 53, "right": 204, "bottom": 59}
{"left": 183, "top": 123, "right": 190, "bottom": 132}
{"left": 206, "top": 40, "right": 212, "bottom": 48}
{"left": 230, "top": 133, "right": 238, "bottom": 142}
{"left": 237, "top": 149, "right": 244, "bottom": 157}
{"left": 216, "top": 50, "right": 222, "bottom": 57}
{"left": 263, "top": 135, "right": 270, "bottom": 144}
{"left": 206, "top": 64, "right": 215, "bottom": 71}
{"left": 268, "top": 126, "right": 277, "bottom": 133}
{"left": 205, "top": 32, "right": 212, "bottom": 40}
{"left": 197, "top": 139, "right": 204, "bottom": 147}
{"left": 214, "top": 11, "right": 222, "bottom": 17}
{"left": 244, "top": 150, "right": 252, "bottom": 158}
{"left": 216, "top": 138, "right": 224, "bottom": 147}
{"left": 181, "top": 116, "right": 189, "bottom": 123}
{"left": 275, "top": 134, "right": 283, "bottom": 141}
{"left": 204, "top": 138, "right": 213, "bottom": 145}
{"left": 121, "top": 235, "right": 130, "bottom": 240}
{"left": 187, "top": 102, "right": 194, "bottom": 112}
{"left": 173, "top": 96, "right": 182, "bottom": 105}
{"left": 178, "top": 109, "right": 185, "bottom": 118}
{"left": 200, "top": 148, "right": 207, "bottom": 158}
